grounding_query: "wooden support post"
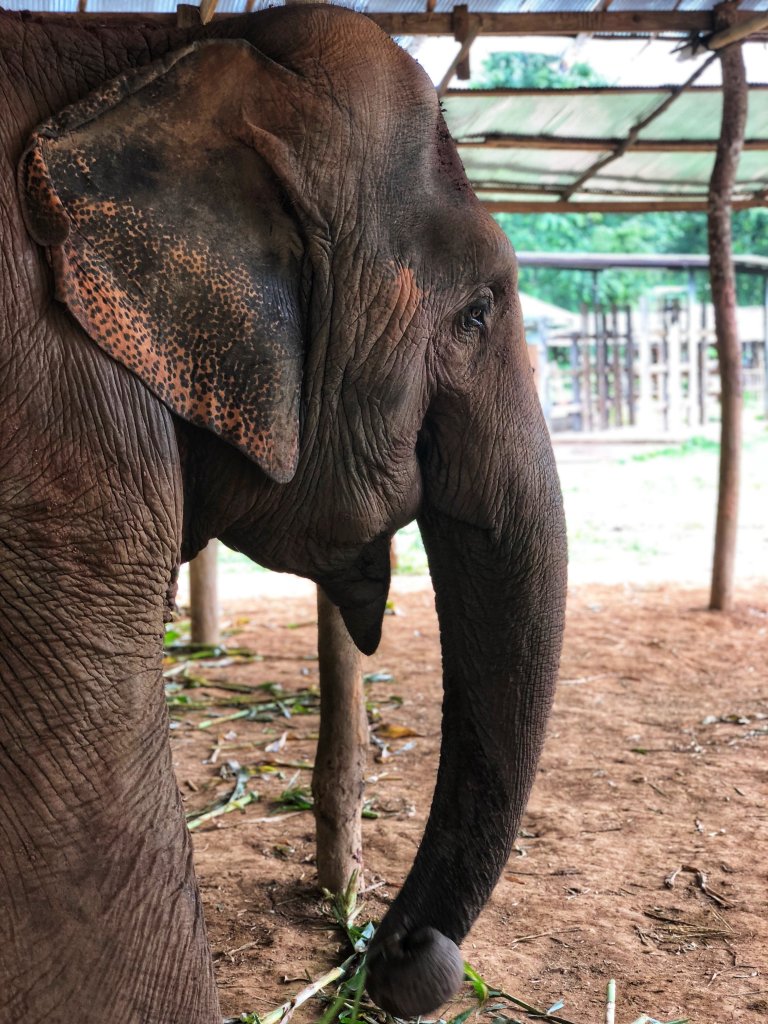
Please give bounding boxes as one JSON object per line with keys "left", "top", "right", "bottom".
{"left": 708, "top": 18, "right": 748, "bottom": 611}
{"left": 189, "top": 541, "right": 220, "bottom": 646}
{"left": 625, "top": 307, "right": 636, "bottom": 426}
{"left": 570, "top": 332, "right": 582, "bottom": 430}
{"left": 281, "top": 0, "right": 368, "bottom": 895}
{"left": 176, "top": 3, "right": 201, "bottom": 27}
{"left": 686, "top": 272, "right": 700, "bottom": 427}
{"left": 580, "top": 304, "right": 593, "bottom": 431}
{"left": 637, "top": 296, "right": 653, "bottom": 428}
{"left": 667, "top": 301, "right": 682, "bottom": 432}
{"left": 312, "top": 589, "right": 366, "bottom": 894}
{"left": 199, "top": 0, "right": 218, "bottom": 25}
{"left": 596, "top": 310, "right": 609, "bottom": 430}
{"left": 611, "top": 305, "right": 623, "bottom": 426}
{"left": 699, "top": 301, "right": 709, "bottom": 425}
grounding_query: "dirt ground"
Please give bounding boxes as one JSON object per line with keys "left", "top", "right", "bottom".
{"left": 169, "top": 579, "right": 768, "bottom": 1024}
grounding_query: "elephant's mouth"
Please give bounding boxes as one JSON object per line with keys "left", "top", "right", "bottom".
{"left": 315, "top": 532, "right": 392, "bottom": 655}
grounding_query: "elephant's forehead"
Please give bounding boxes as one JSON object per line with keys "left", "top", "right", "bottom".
{"left": 246, "top": 5, "right": 437, "bottom": 113}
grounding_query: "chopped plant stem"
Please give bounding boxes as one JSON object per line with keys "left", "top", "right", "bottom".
{"left": 186, "top": 766, "right": 258, "bottom": 830}
{"left": 606, "top": 979, "right": 616, "bottom": 1024}
{"left": 495, "top": 990, "right": 579, "bottom": 1024}
{"left": 186, "top": 790, "right": 258, "bottom": 830}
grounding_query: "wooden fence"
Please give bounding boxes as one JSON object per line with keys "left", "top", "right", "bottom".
{"left": 535, "top": 298, "right": 768, "bottom": 432}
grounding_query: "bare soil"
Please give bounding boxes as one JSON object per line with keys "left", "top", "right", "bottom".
{"left": 170, "top": 580, "right": 768, "bottom": 1024}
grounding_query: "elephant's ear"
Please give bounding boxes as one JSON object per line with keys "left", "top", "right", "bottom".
{"left": 20, "top": 41, "right": 308, "bottom": 483}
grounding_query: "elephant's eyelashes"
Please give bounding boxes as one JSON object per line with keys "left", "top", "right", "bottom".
{"left": 459, "top": 293, "right": 492, "bottom": 335}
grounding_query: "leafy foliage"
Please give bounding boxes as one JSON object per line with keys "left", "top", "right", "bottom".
{"left": 473, "top": 51, "right": 606, "bottom": 90}
{"left": 497, "top": 210, "right": 768, "bottom": 311}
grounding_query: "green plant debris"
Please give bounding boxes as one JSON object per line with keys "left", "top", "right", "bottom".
{"left": 186, "top": 766, "right": 258, "bottom": 831}
{"left": 165, "top": 693, "right": 210, "bottom": 710}
{"left": 164, "top": 641, "right": 261, "bottom": 662}
{"left": 197, "top": 687, "right": 321, "bottom": 729}
{"left": 273, "top": 784, "right": 314, "bottom": 813}
{"left": 224, "top": 880, "right": 691, "bottom": 1024}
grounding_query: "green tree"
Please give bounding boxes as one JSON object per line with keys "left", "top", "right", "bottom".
{"left": 473, "top": 51, "right": 606, "bottom": 90}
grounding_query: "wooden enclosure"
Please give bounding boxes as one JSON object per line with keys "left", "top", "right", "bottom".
{"left": 536, "top": 297, "right": 768, "bottom": 434}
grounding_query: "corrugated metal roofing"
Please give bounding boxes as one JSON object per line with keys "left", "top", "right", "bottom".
{"left": 444, "top": 85, "right": 768, "bottom": 209}
{"left": 5, "top": 0, "right": 768, "bottom": 11}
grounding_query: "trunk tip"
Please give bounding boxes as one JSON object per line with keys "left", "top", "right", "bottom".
{"left": 366, "top": 925, "right": 464, "bottom": 1017}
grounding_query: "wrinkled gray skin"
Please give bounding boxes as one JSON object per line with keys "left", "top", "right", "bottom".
{"left": 0, "top": 6, "right": 566, "bottom": 1022}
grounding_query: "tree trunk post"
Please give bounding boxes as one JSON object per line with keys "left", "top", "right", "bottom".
{"left": 708, "top": 20, "right": 747, "bottom": 611}
{"left": 312, "top": 588, "right": 367, "bottom": 894}
{"left": 189, "top": 540, "right": 220, "bottom": 646}
{"left": 280, "top": 0, "right": 367, "bottom": 898}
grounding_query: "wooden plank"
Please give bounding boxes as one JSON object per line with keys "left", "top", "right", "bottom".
{"left": 447, "top": 84, "right": 768, "bottom": 97}
{"left": 199, "top": 0, "right": 218, "bottom": 25}
{"left": 580, "top": 304, "right": 594, "bottom": 432}
{"left": 595, "top": 306, "right": 609, "bottom": 429}
{"left": 611, "top": 305, "right": 623, "bottom": 427}
{"left": 666, "top": 299, "right": 682, "bottom": 431}
{"left": 706, "top": 11, "right": 768, "bottom": 49}
{"left": 453, "top": 4, "right": 472, "bottom": 80}
{"left": 456, "top": 136, "right": 768, "bottom": 153}
{"left": 367, "top": 10, "right": 760, "bottom": 36}
{"left": 175, "top": 3, "right": 201, "bottom": 27}
{"left": 481, "top": 198, "right": 767, "bottom": 213}
{"left": 570, "top": 333, "right": 583, "bottom": 431}
{"left": 699, "top": 303, "right": 709, "bottom": 426}
{"left": 437, "top": 21, "right": 479, "bottom": 97}
{"left": 25, "top": 8, "right": 768, "bottom": 38}
{"left": 625, "top": 308, "right": 636, "bottom": 426}
{"left": 708, "top": 22, "right": 748, "bottom": 612}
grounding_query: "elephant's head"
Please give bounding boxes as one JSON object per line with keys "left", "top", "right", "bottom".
{"left": 19, "top": 6, "right": 566, "bottom": 1017}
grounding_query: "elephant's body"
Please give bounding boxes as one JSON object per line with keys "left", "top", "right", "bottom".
{"left": 0, "top": 8, "right": 567, "bottom": 1022}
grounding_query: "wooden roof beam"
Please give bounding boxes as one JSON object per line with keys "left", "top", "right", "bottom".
{"left": 25, "top": 8, "right": 768, "bottom": 40}
{"left": 367, "top": 9, "right": 766, "bottom": 37}
{"left": 482, "top": 197, "right": 768, "bottom": 213}
{"left": 558, "top": 52, "right": 718, "bottom": 202}
{"left": 705, "top": 11, "right": 768, "bottom": 48}
{"left": 437, "top": 5, "right": 479, "bottom": 97}
{"left": 456, "top": 135, "right": 768, "bottom": 152}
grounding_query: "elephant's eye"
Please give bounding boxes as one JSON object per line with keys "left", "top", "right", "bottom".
{"left": 460, "top": 294, "right": 492, "bottom": 335}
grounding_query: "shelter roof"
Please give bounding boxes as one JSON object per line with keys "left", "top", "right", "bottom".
{"left": 6, "top": 1, "right": 768, "bottom": 19}
{"left": 443, "top": 83, "right": 768, "bottom": 213}
{"left": 5, "top": 0, "right": 768, "bottom": 213}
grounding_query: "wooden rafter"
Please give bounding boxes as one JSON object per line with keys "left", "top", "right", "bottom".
{"left": 558, "top": 52, "right": 718, "bottom": 202}
{"left": 437, "top": 4, "right": 479, "bottom": 98}
{"left": 456, "top": 136, "right": 768, "bottom": 153}
{"left": 483, "top": 197, "right": 766, "bottom": 213}
{"left": 367, "top": 9, "right": 768, "bottom": 38}
{"left": 38, "top": 8, "right": 768, "bottom": 40}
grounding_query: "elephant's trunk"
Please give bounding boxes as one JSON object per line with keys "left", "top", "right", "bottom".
{"left": 366, "top": 386, "right": 567, "bottom": 1017}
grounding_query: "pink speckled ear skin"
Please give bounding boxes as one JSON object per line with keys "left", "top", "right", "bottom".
{"left": 20, "top": 41, "right": 304, "bottom": 484}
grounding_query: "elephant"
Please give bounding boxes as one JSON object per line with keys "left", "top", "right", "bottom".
{"left": 0, "top": 4, "right": 567, "bottom": 1022}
